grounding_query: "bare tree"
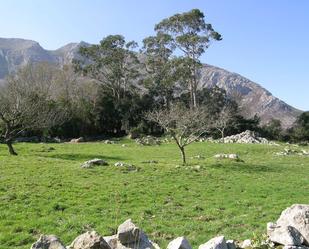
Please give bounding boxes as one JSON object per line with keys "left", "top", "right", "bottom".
{"left": 213, "top": 105, "right": 234, "bottom": 142}
{"left": 0, "top": 63, "right": 68, "bottom": 155}
{"left": 146, "top": 104, "right": 211, "bottom": 164}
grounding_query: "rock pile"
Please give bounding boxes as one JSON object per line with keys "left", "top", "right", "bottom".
{"left": 135, "top": 136, "right": 161, "bottom": 146}
{"left": 220, "top": 130, "right": 269, "bottom": 144}
{"left": 29, "top": 204, "right": 309, "bottom": 249}
{"left": 275, "top": 148, "right": 309, "bottom": 156}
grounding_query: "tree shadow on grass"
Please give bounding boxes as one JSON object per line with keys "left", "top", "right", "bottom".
{"left": 40, "top": 153, "right": 124, "bottom": 162}
{"left": 208, "top": 161, "right": 282, "bottom": 173}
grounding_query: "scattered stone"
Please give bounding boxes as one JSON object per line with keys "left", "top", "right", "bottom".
{"left": 167, "top": 237, "right": 192, "bottom": 249}
{"left": 275, "top": 148, "right": 309, "bottom": 156}
{"left": 214, "top": 154, "right": 239, "bottom": 160}
{"left": 70, "top": 137, "right": 85, "bottom": 143}
{"left": 283, "top": 246, "right": 309, "bottom": 249}
{"left": 191, "top": 155, "right": 205, "bottom": 159}
{"left": 121, "top": 144, "right": 127, "bottom": 147}
{"left": 114, "top": 162, "right": 134, "bottom": 168}
{"left": 198, "top": 236, "right": 228, "bottom": 249}
{"left": 240, "top": 239, "right": 252, "bottom": 248}
{"left": 81, "top": 159, "right": 108, "bottom": 168}
{"left": 31, "top": 235, "right": 66, "bottom": 249}
{"left": 135, "top": 136, "right": 161, "bottom": 146}
{"left": 104, "top": 140, "right": 115, "bottom": 144}
{"left": 67, "top": 231, "right": 110, "bottom": 249}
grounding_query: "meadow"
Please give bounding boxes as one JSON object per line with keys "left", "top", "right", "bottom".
{"left": 0, "top": 140, "right": 308, "bottom": 249}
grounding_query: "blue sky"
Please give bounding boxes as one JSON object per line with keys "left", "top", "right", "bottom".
{"left": 0, "top": 0, "right": 308, "bottom": 110}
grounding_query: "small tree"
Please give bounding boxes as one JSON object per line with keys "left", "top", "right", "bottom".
{"left": 146, "top": 104, "right": 211, "bottom": 164}
{"left": 0, "top": 63, "right": 67, "bottom": 155}
{"left": 213, "top": 105, "right": 234, "bottom": 142}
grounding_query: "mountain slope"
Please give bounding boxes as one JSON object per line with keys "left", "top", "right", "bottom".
{"left": 0, "top": 38, "right": 302, "bottom": 128}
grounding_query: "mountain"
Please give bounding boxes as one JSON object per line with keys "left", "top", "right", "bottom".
{"left": 0, "top": 38, "right": 302, "bottom": 128}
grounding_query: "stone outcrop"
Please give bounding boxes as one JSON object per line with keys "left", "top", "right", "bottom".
{"left": 219, "top": 130, "right": 269, "bottom": 144}
{"left": 167, "top": 237, "right": 192, "bottom": 249}
{"left": 198, "top": 236, "right": 228, "bottom": 249}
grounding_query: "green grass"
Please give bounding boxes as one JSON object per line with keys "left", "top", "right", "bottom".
{"left": 0, "top": 140, "right": 308, "bottom": 249}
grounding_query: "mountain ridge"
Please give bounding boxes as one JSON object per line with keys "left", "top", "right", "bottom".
{"left": 0, "top": 37, "right": 302, "bottom": 128}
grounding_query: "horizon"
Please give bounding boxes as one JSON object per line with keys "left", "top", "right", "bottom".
{"left": 0, "top": 0, "right": 308, "bottom": 110}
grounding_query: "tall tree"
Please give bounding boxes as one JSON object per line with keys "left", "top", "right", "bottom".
{"left": 142, "top": 33, "right": 177, "bottom": 108}
{"left": 74, "top": 35, "right": 140, "bottom": 101}
{"left": 155, "top": 9, "right": 222, "bottom": 108}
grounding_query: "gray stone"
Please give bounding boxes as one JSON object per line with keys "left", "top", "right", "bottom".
{"left": 198, "top": 236, "right": 228, "bottom": 249}
{"left": 226, "top": 240, "right": 236, "bottom": 249}
{"left": 240, "top": 239, "right": 251, "bottom": 248}
{"left": 117, "top": 219, "right": 141, "bottom": 244}
{"left": 103, "top": 235, "right": 118, "bottom": 249}
{"left": 31, "top": 235, "right": 66, "bottom": 249}
{"left": 67, "top": 231, "right": 110, "bottom": 249}
{"left": 81, "top": 159, "right": 108, "bottom": 168}
{"left": 267, "top": 223, "right": 304, "bottom": 246}
{"left": 167, "top": 237, "right": 192, "bottom": 249}
{"left": 273, "top": 204, "right": 309, "bottom": 246}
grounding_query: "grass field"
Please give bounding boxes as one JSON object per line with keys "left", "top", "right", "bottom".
{"left": 0, "top": 140, "right": 308, "bottom": 249}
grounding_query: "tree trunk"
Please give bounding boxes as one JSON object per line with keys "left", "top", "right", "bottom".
{"left": 180, "top": 146, "right": 186, "bottom": 165}
{"left": 6, "top": 141, "right": 17, "bottom": 156}
{"left": 221, "top": 129, "right": 225, "bottom": 143}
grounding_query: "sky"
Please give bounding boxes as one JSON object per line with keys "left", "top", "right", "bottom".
{"left": 0, "top": 0, "right": 308, "bottom": 110}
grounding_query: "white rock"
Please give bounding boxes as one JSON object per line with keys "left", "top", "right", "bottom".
{"left": 31, "top": 235, "right": 66, "bottom": 249}
{"left": 167, "top": 237, "right": 192, "bottom": 249}
{"left": 67, "top": 231, "right": 110, "bottom": 249}
{"left": 198, "top": 236, "right": 228, "bottom": 249}
{"left": 240, "top": 239, "right": 251, "bottom": 248}
{"left": 267, "top": 224, "right": 304, "bottom": 246}
{"left": 117, "top": 219, "right": 141, "bottom": 244}
{"left": 81, "top": 159, "right": 108, "bottom": 168}
{"left": 274, "top": 204, "right": 309, "bottom": 246}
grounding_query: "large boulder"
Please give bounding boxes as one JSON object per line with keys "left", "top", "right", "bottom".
{"left": 267, "top": 223, "right": 304, "bottom": 246}
{"left": 67, "top": 231, "right": 111, "bottom": 249}
{"left": 167, "top": 237, "right": 192, "bottom": 249}
{"left": 268, "top": 204, "right": 309, "bottom": 246}
{"left": 31, "top": 235, "right": 66, "bottom": 249}
{"left": 198, "top": 236, "right": 228, "bottom": 249}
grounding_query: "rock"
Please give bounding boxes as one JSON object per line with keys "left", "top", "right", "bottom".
{"left": 198, "top": 236, "right": 228, "bottom": 249}
{"left": 214, "top": 154, "right": 239, "bottom": 160}
{"left": 81, "top": 159, "right": 108, "bottom": 168}
{"left": 70, "top": 137, "right": 84, "bottom": 143}
{"left": 267, "top": 223, "right": 304, "bottom": 246}
{"left": 228, "top": 154, "right": 238, "bottom": 159}
{"left": 283, "top": 246, "right": 309, "bottom": 249}
{"left": 104, "top": 140, "right": 115, "bottom": 144}
{"left": 31, "top": 235, "right": 66, "bottom": 249}
{"left": 104, "top": 235, "right": 118, "bottom": 249}
{"left": 240, "top": 239, "right": 251, "bottom": 248}
{"left": 218, "top": 130, "right": 270, "bottom": 144}
{"left": 167, "top": 237, "right": 192, "bottom": 249}
{"left": 273, "top": 204, "right": 309, "bottom": 245}
{"left": 135, "top": 136, "right": 161, "bottom": 146}
{"left": 226, "top": 240, "right": 236, "bottom": 249}
{"left": 117, "top": 219, "right": 141, "bottom": 244}
{"left": 67, "top": 231, "right": 110, "bottom": 249}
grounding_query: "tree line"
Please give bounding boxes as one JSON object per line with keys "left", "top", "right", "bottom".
{"left": 0, "top": 9, "right": 308, "bottom": 157}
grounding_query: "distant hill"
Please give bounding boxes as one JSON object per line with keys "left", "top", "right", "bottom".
{"left": 0, "top": 37, "right": 302, "bottom": 128}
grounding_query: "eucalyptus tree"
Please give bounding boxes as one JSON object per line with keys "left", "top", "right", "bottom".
{"left": 142, "top": 33, "right": 177, "bottom": 108}
{"left": 155, "top": 9, "right": 222, "bottom": 108}
{"left": 74, "top": 35, "right": 140, "bottom": 101}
